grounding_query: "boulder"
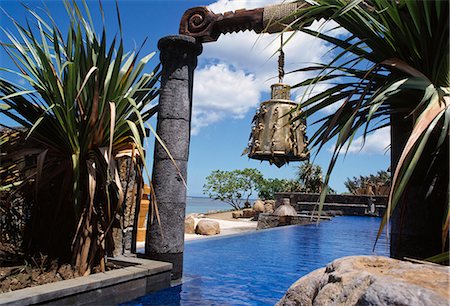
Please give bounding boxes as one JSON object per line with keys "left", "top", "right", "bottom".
{"left": 265, "top": 199, "right": 276, "bottom": 209}
{"left": 232, "top": 211, "right": 243, "bottom": 219}
{"left": 242, "top": 208, "right": 257, "bottom": 218}
{"left": 195, "top": 220, "right": 220, "bottom": 235}
{"left": 253, "top": 199, "right": 265, "bottom": 212}
{"left": 184, "top": 216, "right": 195, "bottom": 234}
{"left": 264, "top": 203, "right": 274, "bottom": 214}
{"left": 277, "top": 255, "right": 450, "bottom": 306}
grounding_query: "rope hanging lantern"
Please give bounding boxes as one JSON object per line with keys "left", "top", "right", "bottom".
{"left": 246, "top": 35, "right": 309, "bottom": 167}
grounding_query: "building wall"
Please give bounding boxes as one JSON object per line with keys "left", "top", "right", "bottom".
{"left": 274, "top": 193, "right": 387, "bottom": 217}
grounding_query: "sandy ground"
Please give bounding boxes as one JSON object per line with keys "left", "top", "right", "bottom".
{"left": 135, "top": 211, "right": 257, "bottom": 249}
{"left": 185, "top": 210, "right": 257, "bottom": 241}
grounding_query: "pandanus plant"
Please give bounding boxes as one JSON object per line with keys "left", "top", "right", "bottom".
{"left": 0, "top": 1, "right": 160, "bottom": 275}
{"left": 287, "top": 0, "right": 449, "bottom": 260}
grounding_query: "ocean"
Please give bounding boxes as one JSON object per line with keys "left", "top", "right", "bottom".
{"left": 186, "top": 197, "right": 233, "bottom": 214}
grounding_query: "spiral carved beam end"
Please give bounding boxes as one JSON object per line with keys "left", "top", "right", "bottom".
{"left": 179, "top": 2, "right": 313, "bottom": 43}
{"left": 179, "top": 6, "right": 263, "bottom": 43}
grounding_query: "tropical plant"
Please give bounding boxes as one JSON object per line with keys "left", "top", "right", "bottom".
{"left": 344, "top": 170, "right": 390, "bottom": 195}
{"left": 258, "top": 177, "right": 315, "bottom": 200}
{"left": 203, "top": 168, "right": 264, "bottom": 210}
{"left": 0, "top": 1, "right": 160, "bottom": 275}
{"left": 296, "top": 161, "right": 323, "bottom": 193}
{"left": 287, "top": 0, "right": 448, "bottom": 259}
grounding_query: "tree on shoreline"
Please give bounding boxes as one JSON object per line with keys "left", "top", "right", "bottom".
{"left": 204, "top": 163, "right": 330, "bottom": 203}
{"left": 203, "top": 169, "right": 264, "bottom": 210}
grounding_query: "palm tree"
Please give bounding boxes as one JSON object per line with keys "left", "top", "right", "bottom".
{"left": 297, "top": 161, "right": 323, "bottom": 193}
{"left": 0, "top": 1, "right": 160, "bottom": 274}
{"left": 344, "top": 170, "right": 390, "bottom": 195}
{"left": 288, "top": 0, "right": 448, "bottom": 260}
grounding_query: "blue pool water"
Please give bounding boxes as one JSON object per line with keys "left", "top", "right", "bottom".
{"left": 125, "top": 216, "right": 389, "bottom": 305}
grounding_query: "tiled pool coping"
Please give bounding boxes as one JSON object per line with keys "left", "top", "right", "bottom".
{"left": 0, "top": 256, "right": 172, "bottom": 305}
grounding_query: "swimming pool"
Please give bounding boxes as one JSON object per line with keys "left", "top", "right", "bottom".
{"left": 125, "top": 216, "right": 389, "bottom": 305}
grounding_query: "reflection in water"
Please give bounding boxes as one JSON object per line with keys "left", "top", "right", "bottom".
{"left": 123, "top": 216, "right": 388, "bottom": 305}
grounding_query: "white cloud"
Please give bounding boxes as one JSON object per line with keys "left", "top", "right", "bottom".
{"left": 192, "top": 64, "right": 261, "bottom": 135}
{"left": 208, "top": 0, "right": 285, "bottom": 13}
{"left": 190, "top": 0, "right": 349, "bottom": 134}
{"left": 329, "top": 127, "right": 391, "bottom": 155}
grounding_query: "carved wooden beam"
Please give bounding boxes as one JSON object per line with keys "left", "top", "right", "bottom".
{"left": 179, "top": 1, "right": 312, "bottom": 43}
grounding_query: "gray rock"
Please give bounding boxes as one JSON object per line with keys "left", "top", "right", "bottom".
{"left": 277, "top": 255, "right": 450, "bottom": 306}
{"left": 257, "top": 214, "right": 279, "bottom": 230}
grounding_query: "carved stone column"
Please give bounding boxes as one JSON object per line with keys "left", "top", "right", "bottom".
{"left": 144, "top": 35, "right": 202, "bottom": 280}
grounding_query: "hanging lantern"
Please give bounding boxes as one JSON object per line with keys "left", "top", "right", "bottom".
{"left": 246, "top": 83, "right": 308, "bottom": 167}
{"left": 245, "top": 34, "right": 308, "bottom": 167}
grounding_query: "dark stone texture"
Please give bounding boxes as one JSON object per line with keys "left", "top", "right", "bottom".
{"left": 0, "top": 257, "right": 172, "bottom": 305}
{"left": 151, "top": 160, "right": 188, "bottom": 204}
{"left": 275, "top": 193, "right": 387, "bottom": 217}
{"left": 146, "top": 35, "right": 202, "bottom": 280}
{"left": 146, "top": 201, "right": 186, "bottom": 254}
{"left": 154, "top": 119, "right": 190, "bottom": 160}
{"left": 257, "top": 214, "right": 279, "bottom": 229}
{"left": 158, "top": 35, "right": 202, "bottom": 81}
{"left": 140, "top": 252, "right": 184, "bottom": 281}
{"left": 158, "top": 79, "right": 192, "bottom": 120}
{"left": 112, "top": 156, "right": 142, "bottom": 256}
{"left": 257, "top": 214, "right": 314, "bottom": 230}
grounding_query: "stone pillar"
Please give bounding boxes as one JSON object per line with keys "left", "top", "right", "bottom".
{"left": 144, "top": 35, "right": 202, "bottom": 280}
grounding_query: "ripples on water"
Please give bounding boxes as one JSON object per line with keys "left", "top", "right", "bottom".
{"left": 124, "top": 216, "right": 389, "bottom": 305}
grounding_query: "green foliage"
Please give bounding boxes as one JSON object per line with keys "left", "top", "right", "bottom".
{"left": 296, "top": 161, "right": 323, "bottom": 193}
{"left": 258, "top": 178, "right": 296, "bottom": 200}
{"left": 203, "top": 168, "right": 264, "bottom": 210}
{"left": 344, "top": 170, "right": 390, "bottom": 195}
{"left": 204, "top": 162, "right": 327, "bottom": 203}
{"left": 0, "top": 1, "right": 159, "bottom": 274}
{"left": 288, "top": 0, "right": 449, "bottom": 251}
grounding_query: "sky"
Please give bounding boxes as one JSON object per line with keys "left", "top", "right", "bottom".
{"left": 0, "top": 0, "right": 390, "bottom": 196}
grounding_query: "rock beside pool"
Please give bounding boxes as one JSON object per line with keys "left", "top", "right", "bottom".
{"left": 277, "top": 255, "right": 450, "bottom": 306}
{"left": 195, "top": 220, "right": 220, "bottom": 235}
{"left": 185, "top": 216, "right": 196, "bottom": 234}
{"left": 253, "top": 199, "right": 265, "bottom": 212}
{"left": 232, "top": 211, "right": 243, "bottom": 219}
{"left": 264, "top": 200, "right": 275, "bottom": 214}
{"left": 264, "top": 205, "right": 274, "bottom": 214}
{"left": 242, "top": 209, "right": 256, "bottom": 218}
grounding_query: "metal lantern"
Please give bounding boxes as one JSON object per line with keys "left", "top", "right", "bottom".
{"left": 247, "top": 83, "right": 309, "bottom": 167}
